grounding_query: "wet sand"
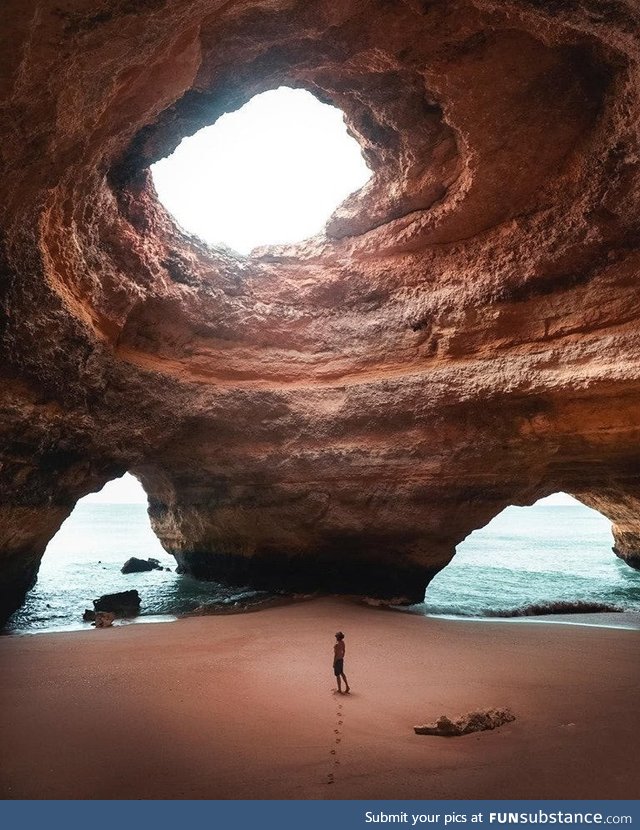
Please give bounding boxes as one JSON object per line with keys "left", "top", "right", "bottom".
{"left": 0, "top": 597, "right": 638, "bottom": 799}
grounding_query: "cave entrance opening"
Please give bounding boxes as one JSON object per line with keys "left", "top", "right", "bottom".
{"left": 151, "top": 86, "right": 371, "bottom": 255}
{"left": 424, "top": 492, "right": 640, "bottom": 618}
{"left": 6, "top": 473, "right": 173, "bottom": 633}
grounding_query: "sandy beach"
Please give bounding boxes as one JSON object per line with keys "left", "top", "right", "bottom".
{"left": 0, "top": 598, "right": 638, "bottom": 800}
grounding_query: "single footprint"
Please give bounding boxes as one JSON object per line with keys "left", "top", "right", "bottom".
{"left": 334, "top": 729, "right": 340, "bottom": 734}
{"left": 330, "top": 749, "right": 336, "bottom": 755}
{"left": 338, "top": 720, "right": 343, "bottom": 725}
{"left": 335, "top": 738, "right": 341, "bottom": 744}
{"left": 334, "top": 760, "right": 341, "bottom": 766}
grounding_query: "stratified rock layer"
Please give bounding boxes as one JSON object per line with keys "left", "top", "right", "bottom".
{"left": 3, "top": 0, "right": 640, "bottom": 623}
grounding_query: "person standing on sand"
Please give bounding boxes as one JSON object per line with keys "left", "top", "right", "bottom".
{"left": 333, "top": 631, "right": 350, "bottom": 693}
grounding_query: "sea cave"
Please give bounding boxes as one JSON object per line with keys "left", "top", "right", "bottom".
{"left": 1, "top": 0, "right": 640, "bottom": 802}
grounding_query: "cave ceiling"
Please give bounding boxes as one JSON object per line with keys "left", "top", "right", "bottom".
{"left": 2, "top": 0, "right": 640, "bottom": 623}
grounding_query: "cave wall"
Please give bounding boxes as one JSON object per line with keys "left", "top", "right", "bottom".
{"left": 3, "top": 0, "right": 640, "bottom": 623}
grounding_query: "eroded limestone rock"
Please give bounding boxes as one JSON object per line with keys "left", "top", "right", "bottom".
{"left": 94, "top": 611, "right": 116, "bottom": 628}
{"left": 414, "top": 708, "right": 516, "bottom": 737}
{"left": 2, "top": 0, "right": 640, "bottom": 624}
{"left": 93, "top": 590, "right": 141, "bottom": 617}
{"left": 121, "top": 557, "right": 163, "bottom": 574}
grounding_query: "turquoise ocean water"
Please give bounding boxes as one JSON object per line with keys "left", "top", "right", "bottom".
{"left": 6, "top": 500, "right": 640, "bottom": 633}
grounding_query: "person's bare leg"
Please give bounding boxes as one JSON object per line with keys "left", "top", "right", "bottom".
{"left": 341, "top": 673, "right": 350, "bottom": 693}
{"left": 336, "top": 674, "right": 342, "bottom": 693}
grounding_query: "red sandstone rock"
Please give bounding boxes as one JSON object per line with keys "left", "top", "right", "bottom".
{"left": 2, "top": 0, "right": 640, "bottom": 623}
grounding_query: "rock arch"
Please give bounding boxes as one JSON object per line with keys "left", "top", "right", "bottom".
{"left": 3, "top": 0, "right": 640, "bottom": 624}
{"left": 424, "top": 492, "right": 621, "bottom": 615}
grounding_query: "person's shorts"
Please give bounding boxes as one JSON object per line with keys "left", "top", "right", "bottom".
{"left": 333, "top": 659, "right": 344, "bottom": 676}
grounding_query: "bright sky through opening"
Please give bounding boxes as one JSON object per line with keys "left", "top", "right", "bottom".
{"left": 151, "top": 87, "right": 372, "bottom": 255}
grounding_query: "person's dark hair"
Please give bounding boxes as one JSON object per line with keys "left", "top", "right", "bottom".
{"left": 335, "top": 631, "right": 344, "bottom": 640}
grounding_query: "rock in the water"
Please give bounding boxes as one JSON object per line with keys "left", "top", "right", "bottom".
{"left": 121, "top": 557, "right": 163, "bottom": 574}
{"left": 93, "top": 589, "right": 141, "bottom": 617}
{"left": 82, "top": 608, "right": 96, "bottom": 622}
{"left": 414, "top": 708, "right": 515, "bottom": 736}
{"left": 94, "top": 611, "right": 116, "bottom": 628}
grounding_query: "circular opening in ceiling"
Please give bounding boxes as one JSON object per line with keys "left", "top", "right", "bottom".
{"left": 150, "top": 87, "right": 371, "bottom": 256}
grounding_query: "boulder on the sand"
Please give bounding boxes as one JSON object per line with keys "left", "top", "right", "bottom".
{"left": 94, "top": 611, "right": 116, "bottom": 628}
{"left": 93, "top": 589, "right": 141, "bottom": 617}
{"left": 121, "top": 557, "right": 163, "bottom": 574}
{"left": 82, "top": 608, "right": 96, "bottom": 622}
{"left": 414, "top": 707, "right": 515, "bottom": 736}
